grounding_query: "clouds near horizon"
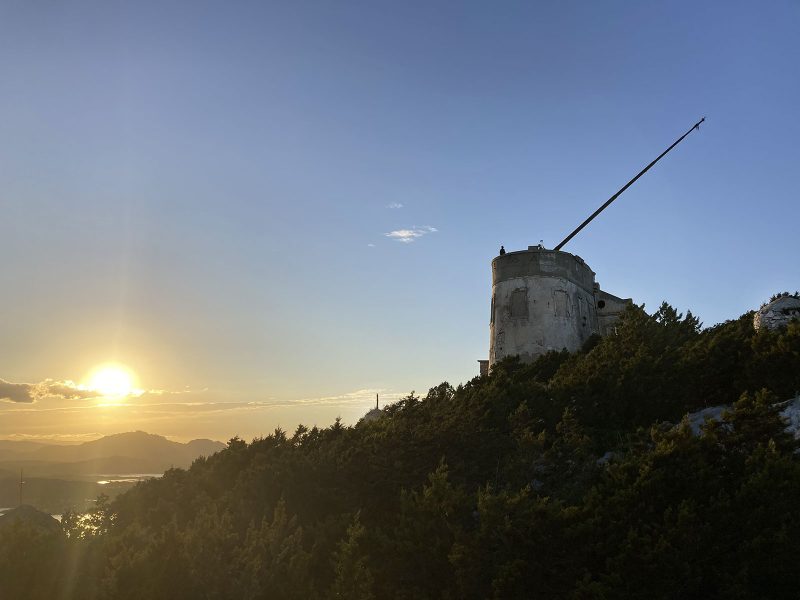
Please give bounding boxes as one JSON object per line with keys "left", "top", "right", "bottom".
{"left": 0, "top": 378, "right": 101, "bottom": 403}
{"left": 0, "top": 385, "right": 408, "bottom": 442}
{"left": 0, "top": 379, "right": 38, "bottom": 403}
{"left": 0, "top": 377, "right": 174, "bottom": 403}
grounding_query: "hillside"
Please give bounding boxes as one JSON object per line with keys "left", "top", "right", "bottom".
{"left": 0, "top": 433, "right": 225, "bottom": 512}
{"left": 0, "top": 432, "right": 225, "bottom": 474}
{"left": 0, "top": 505, "right": 61, "bottom": 532}
{"left": 3, "top": 301, "right": 800, "bottom": 599}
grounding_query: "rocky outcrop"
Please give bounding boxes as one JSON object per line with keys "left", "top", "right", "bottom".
{"left": 754, "top": 295, "right": 800, "bottom": 331}
{"left": 685, "top": 396, "right": 800, "bottom": 439}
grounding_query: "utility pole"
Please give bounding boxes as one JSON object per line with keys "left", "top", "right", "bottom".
{"left": 554, "top": 117, "right": 705, "bottom": 251}
{"left": 18, "top": 468, "right": 24, "bottom": 507}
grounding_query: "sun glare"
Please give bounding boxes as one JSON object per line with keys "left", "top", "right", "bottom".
{"left": 87, "top": 365, "right": 137, "bottom": 399}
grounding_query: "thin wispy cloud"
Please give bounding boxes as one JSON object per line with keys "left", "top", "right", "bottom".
{"left": 290, "top": 388, "right": 403, "bottom": 407}
{"left": 0, "top": 387, "right": 410, "bottom": 441}
{"left": 386, "top": 202, "right": 404, "bottom": 209}
{"left": 385, "top": 225, "right": 438, "bottom": 243}
{"left": 0, "top": 384, "right": 404, "bottom": 413}
{"left": 0, "top": 432, "right": 103, "bottom": 443}
{"left": 164, "top": 389, "right": 408, "bottom": 418}
{"left": 1, "top": 389, "right": 409, "bottom": 436}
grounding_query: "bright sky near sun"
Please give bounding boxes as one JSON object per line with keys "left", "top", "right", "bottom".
{"left": 1, "top": 1, "right": 798, "bottom": 442}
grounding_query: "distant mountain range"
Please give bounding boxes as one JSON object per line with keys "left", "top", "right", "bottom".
{"left": 0, "top": 431, "right": 225, "bottom": 477}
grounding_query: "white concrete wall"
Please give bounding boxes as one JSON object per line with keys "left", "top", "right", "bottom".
{"left": 487, "top": 249, "right": 632, "bottom": 368}
{"left": 490, "top": 274, "right": 598, "bottom": 364}
{"left": 596, "top": 289, "right": 631, "bottom": 337}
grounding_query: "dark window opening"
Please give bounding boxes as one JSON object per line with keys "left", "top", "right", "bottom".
{"left": 597, "top": 300, "right": 606, "bottom": 309}
{"left": 510, "top": 288, "right": 529, "bottom": 318}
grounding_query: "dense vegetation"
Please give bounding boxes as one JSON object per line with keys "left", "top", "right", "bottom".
{"left": 3, "top": 302, "right": 800, "bottom": 599}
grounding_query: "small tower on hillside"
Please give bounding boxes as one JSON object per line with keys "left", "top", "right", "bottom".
{"left": 362, "top": 393, "right": 383, "bottom": 423}
{"left": 18, "top": 469, "right": 25, "bottom": 507}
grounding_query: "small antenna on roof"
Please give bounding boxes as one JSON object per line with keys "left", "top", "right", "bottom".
{"left": 554, "top": 117, "right": 705, "bottom": 252}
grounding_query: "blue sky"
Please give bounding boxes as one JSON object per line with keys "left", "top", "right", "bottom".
{"left": 0, "top": 1, "right": 798, "bottom": 440}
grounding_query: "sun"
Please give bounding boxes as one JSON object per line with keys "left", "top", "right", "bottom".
{"left": 87, "top": 364, "right": 137, "bottom": 399}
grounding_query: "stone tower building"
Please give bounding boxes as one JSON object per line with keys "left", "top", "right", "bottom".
{"left": 485, "top": 246, "right": 629, "bottom": 371}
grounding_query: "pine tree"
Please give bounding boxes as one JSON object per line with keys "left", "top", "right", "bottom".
{"left": 329, "top": 513, "right": 374, "bottom": 600}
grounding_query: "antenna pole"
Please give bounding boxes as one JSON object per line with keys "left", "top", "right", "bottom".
{"left": 553, "top": 117, "right": 705, "bottom": 252}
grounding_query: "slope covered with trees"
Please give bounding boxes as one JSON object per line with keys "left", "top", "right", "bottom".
{"left": 3, "top": 302, "right": 800, "bottom": 599}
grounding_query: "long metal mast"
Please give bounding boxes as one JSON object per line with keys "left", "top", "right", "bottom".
{"left": 553, "top": 117, "right": 705, "bottom": 252}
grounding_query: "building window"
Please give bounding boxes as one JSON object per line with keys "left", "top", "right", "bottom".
{"left": 553, "top": 290, "right": 570, "bottom": 318}
{"left": 510, "top": 288, "right": 529, "bottom": 318}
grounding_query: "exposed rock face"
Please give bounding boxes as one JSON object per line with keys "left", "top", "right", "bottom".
{"left": 753, "top": 296, "right": 800, "bottom": 332}
{"left": 685, "top": 396, "right": 800, "bottom": 439}
{"left": 686, "top": 405, "right": 729, "bottom": 435}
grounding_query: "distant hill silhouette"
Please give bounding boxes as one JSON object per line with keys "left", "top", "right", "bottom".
{"left": 0, "top": 432, "right": 226, "bottom": 512}
{"left": 0, "top": 432, "right": 225, "bottom": 476}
